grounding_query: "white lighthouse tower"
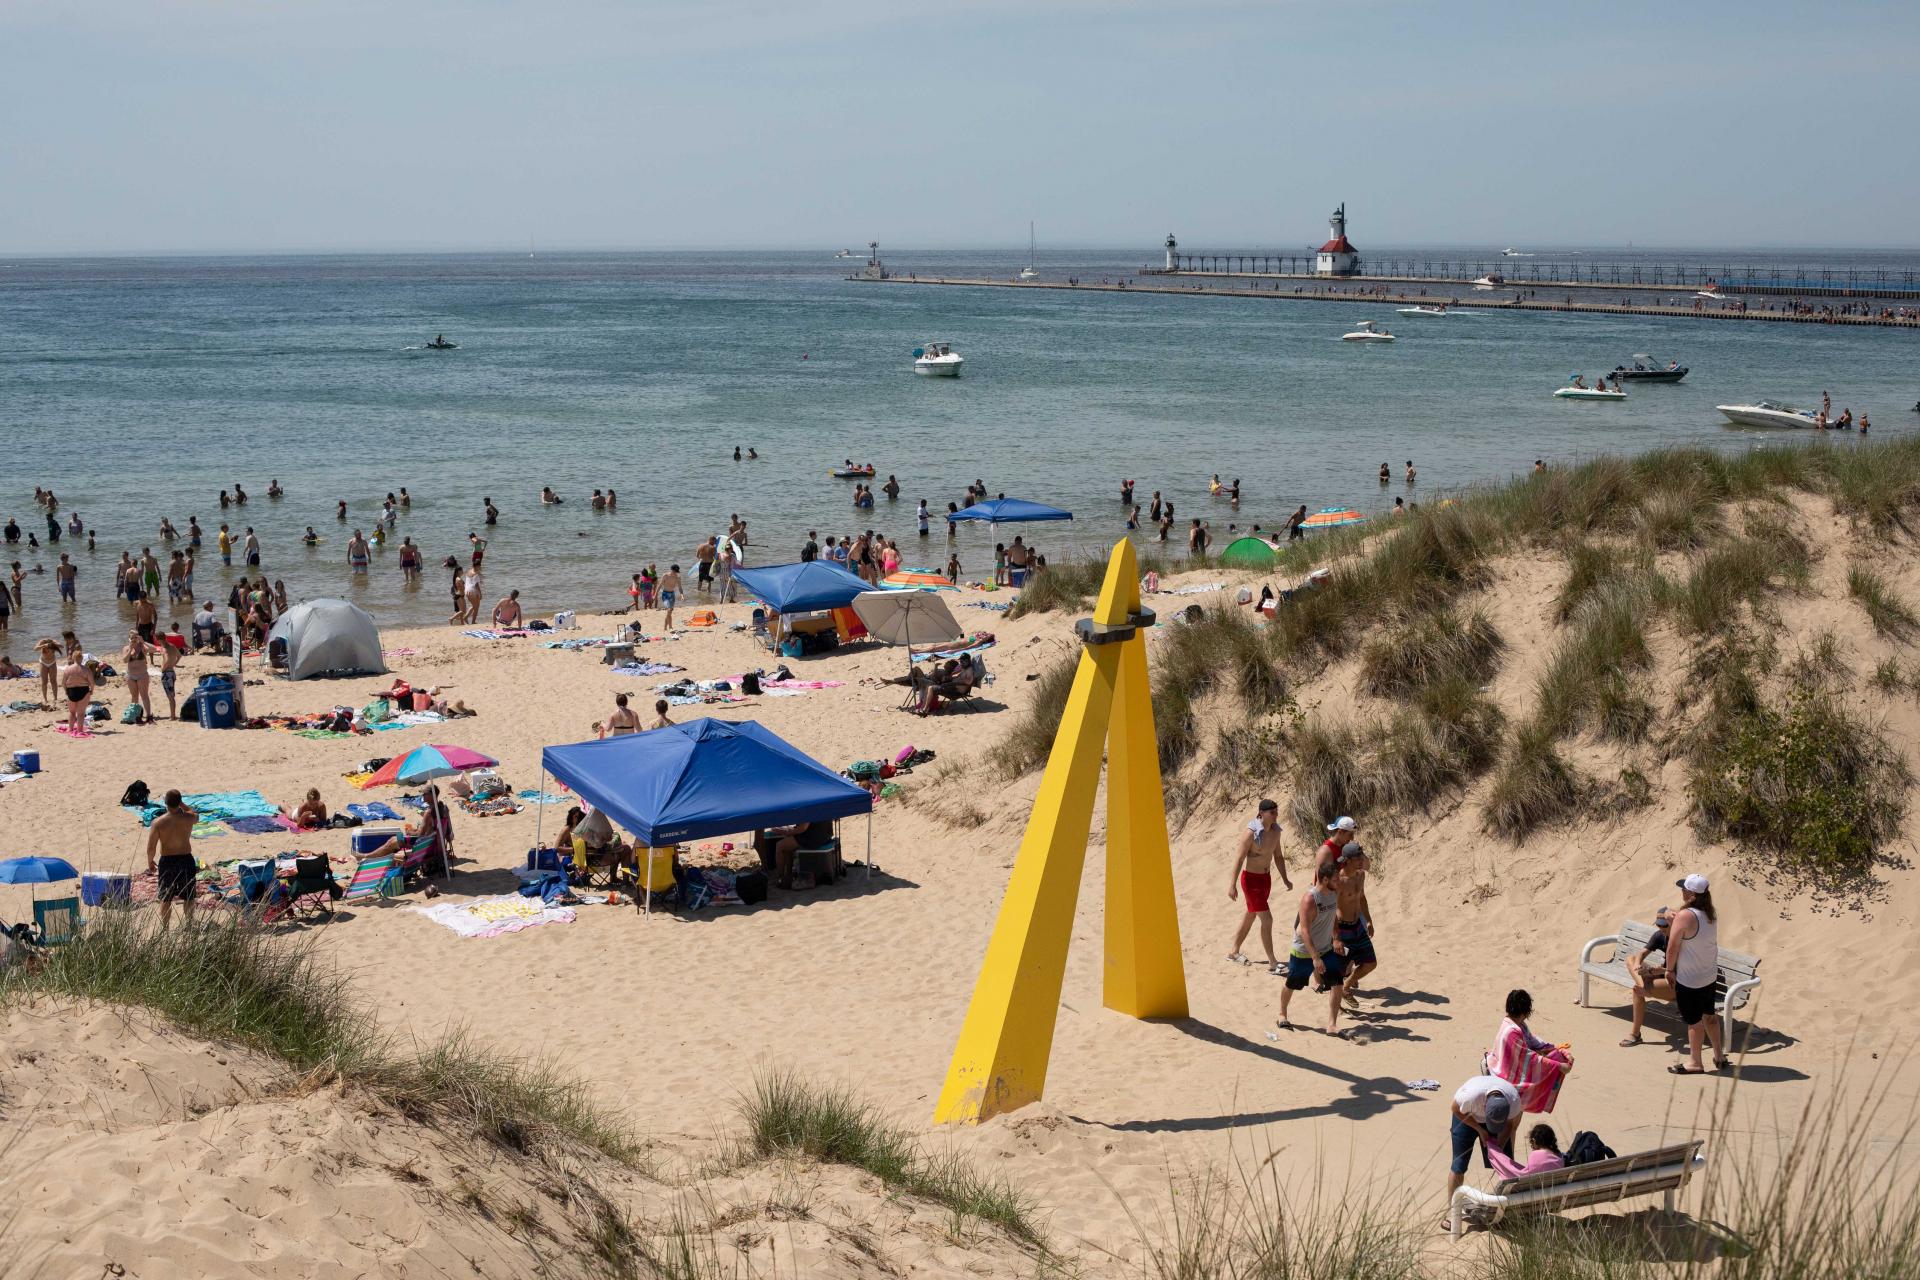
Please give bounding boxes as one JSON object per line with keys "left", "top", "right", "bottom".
{"left": 1313, "top": 204, "right": 1360, "bottom": 276}
{"left": 1164, "top": 232, "right": 1178, "bottom": 271}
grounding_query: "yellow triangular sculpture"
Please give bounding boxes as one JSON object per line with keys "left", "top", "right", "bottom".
{"left": 934, "top": 540, "right": 1188, "bottom": 1125}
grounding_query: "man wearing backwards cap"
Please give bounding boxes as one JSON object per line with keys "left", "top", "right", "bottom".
{"left": 1317, "top": 815, "right": 1357, "bottom": 875}
{"left": 1441, "top": 1073, "right": 1521, "bottom": 1233}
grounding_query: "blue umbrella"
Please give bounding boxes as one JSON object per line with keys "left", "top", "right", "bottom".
{"left": 0, "top": 855, "right": 80, "bottom": 907}
{"left": 0, "top": 856, "right": 80, "bottom": 885}
{"left": 946, "top": 497, "right": 1073, "bottom": 525}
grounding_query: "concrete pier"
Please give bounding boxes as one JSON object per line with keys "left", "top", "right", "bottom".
{"left": 849, "top": 275, "right": 1920, "bottom": 329}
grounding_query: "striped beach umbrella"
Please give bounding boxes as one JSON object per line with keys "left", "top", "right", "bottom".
{"left": 1302, "top": 507, "right": 1369, "bottom": 531}
{"left": 359, "top": 744, "right": 498, "bottom": 789}
{"left": 881, "top": 569, "right": 957, "bottom": 590}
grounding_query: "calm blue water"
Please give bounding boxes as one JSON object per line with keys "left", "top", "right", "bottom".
{"left": 3, "top": 249, "right": 1915, "bottom": 655}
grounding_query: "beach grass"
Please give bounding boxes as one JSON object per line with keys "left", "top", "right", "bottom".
{"left": 738, "top": 1069, "right": 1043, "bottom": 1248}
{"left": 1357, "top": 605, "right": 1503, "bottom": 700}
{"left": 1536, "top": 582, "right": 1654, "bottom": 741}
{"left": 993, "top": 654, "right": 1079, "bottom": 781}
{"left": 1482, "top": 720, "right": 1583, "bottom": 841}
{"left": 1848, "top": 563, "right": 1919, "bottom": 639}
{"left": 1, "top": 911, "right": 641, "bottom": 1165}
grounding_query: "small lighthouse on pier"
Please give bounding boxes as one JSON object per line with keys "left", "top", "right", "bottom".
{"left": 1165, "top": 233, "right": 1177, "bottom": 271}
{"left": 1313, "top": 204, "right": 1359, "bottom": 276}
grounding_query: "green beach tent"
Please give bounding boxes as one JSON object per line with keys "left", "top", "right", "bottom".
{"left": 1218, "top": 536, "right": 1279, "bottom": 570}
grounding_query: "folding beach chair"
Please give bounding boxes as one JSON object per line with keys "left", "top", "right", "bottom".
{"left": 270, "top": 855, "right": 341, "bottom": 922}
{"left": 32, "top": 895, "right": 81, "bottom": 947}
{"left": 341, "top": 850, "right": 400, "bottom": 906}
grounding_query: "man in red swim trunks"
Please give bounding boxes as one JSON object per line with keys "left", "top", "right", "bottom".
{"left": 1228, "top": 799, "right": 1293, "bottom": 972}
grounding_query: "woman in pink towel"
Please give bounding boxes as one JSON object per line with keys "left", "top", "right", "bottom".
{"left": 1488, "top": 989, "right": 1573, "bottom": 1114}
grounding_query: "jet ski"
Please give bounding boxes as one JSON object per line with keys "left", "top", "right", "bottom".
{"left": 424, "top": 339, "right": 458, "bottom": 350}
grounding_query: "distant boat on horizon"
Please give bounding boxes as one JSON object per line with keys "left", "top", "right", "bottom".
{"left": 1019, "top": 222, "right": 1038, "bottom": 280}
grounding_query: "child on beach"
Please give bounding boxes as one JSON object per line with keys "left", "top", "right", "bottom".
{"left": 660, "top": 565, "right": 681, "bottom": 629}
{"left": 946, "top": 552, "right": 961, "bottom": 584}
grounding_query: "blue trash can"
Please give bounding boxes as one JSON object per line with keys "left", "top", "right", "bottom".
{"left": 196, "top": 676, "right": 237, "bottom": 729}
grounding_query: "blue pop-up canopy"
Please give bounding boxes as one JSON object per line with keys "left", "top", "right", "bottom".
{"left": 946, "top": 497, "right": 1073, "bottom": 524}
{"left": 731, "top": 561, "right": 873, "bottom": 614}
{"left": 540, "top": 718, "right": 873, "bottom": 848}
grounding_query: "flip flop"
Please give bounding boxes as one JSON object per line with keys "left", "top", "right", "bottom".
{"left": 1713, "top": 1057, "right": 1731, "bottom": 1071}
{"left": 1668, "top": 1064, "right": 1707, "bottom": 1075}
{"left": 1618, "top": 1035, "right": 1643, "bottom": 1047}
{"left": 1275, "top": 1018, "right": 1295, "bottom": 1031}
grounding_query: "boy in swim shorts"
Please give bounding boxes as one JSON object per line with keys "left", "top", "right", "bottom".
{"left": 1227, "top": 799, "right": 1290, "bottom": 970}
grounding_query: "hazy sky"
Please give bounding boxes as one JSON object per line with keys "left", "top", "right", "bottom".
{"left": 3, "top": 1, "right": 1914, "bottom": 254}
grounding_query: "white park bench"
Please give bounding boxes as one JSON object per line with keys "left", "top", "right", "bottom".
{"left": 1578, "top": 919, "right": 1762, "bottom": 1049}
{"left": 1451, "top": 1139, "right": 1706, "bottom": 1238}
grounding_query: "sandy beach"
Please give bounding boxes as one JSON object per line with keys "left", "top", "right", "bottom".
{"left": 6, "top": 485, "right": 1919, "bottom": 1275}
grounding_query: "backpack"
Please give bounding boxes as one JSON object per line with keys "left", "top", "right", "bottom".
{"left": 121, "top": 780, "right": 151, "bottom": 808}
{"left": 1566, "top": 1130, "right": 1616, "bottom": 1167}
{"left": 847, "top": 760, "right": 884, "bottom": 782}
{"left": 120, "top": 704, "right": 146, "bottom": 725}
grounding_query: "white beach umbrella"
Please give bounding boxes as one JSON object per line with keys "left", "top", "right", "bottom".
{"left": 853, "top": 589, "right": 963, "bottom": 675}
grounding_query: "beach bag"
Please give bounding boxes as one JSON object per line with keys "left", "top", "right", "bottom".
{"left": 735, "top": 869, "right": 768, "bottom": 905}
{"left": 740, "top": 671, "right": 762, "bottom": 695}
{"left": 1565, "top": 1131, "right": 1616, "bottom": 1167}
{"left": 779, "top": 637, "right": 803, "bottom": 658}
{"left": 120, "top": 779, "right": 150, "bottom": 808}
{"left": 847, "top": 760, "right": 884, "bottom": 782}
{"left": 87, "top": 701, "right": 111, "bottom": 722}
{"left": 363, "top": 698, "right": 391, "bottom": 724}
{"left": 120, "top": 704, "right": 146, "bottom": 725}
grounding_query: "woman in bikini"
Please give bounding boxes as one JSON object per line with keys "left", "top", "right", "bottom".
{"left": 122, "top": 630, "right": 163, "bottom": 724}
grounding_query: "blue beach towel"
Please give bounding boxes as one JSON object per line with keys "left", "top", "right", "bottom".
{"left": 127, "top": 789, "right": 279, "bottom": 827}
{"left": 347, "top": 801, "right": 403, "bottom": 823}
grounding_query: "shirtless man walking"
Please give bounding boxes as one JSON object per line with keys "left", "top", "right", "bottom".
{"left": 146, "top": 790, "right": 201, "bottom": 926}
{"left": 1227, "top": 798, "right": 1292, "bottom": 970}
{"left": 1334, "top": 847, "right": 1377, "bottom": 1005}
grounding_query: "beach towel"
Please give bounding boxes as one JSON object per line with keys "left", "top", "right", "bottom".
{"left": 1171, "top": 582, "right": 1226, "bottom": 595}
{"left": 128, "top": 789, "right": 279, "bottom": 827}
{"left": 347, "top": 801, "right": 404, "bottom": 823}
{"left": 413, "top": 894, "right": 575, "bottom": 938}
{"left": 912, "top": 632, "right": 997, "bottom": 662}
{"left": 515, "top": 789, "right": 572, "bottom": 805}
{"left": 459, "top": 795, "right": 523, "bottom": 818}
{"left": 611, "top": 661, "right": 684, "bottom": 677}
{"left": 1487, "top": 1017, "right": 1572, "bottom": 1114}
{"left": 225, "top": 814, "right": 300, "bottom": 835}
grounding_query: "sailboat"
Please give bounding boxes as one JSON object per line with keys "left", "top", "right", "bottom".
{"left": 528, "top": 236, "right": 535, "bottom": 260}
{"left": 1018, "top": 222, "right": 1038, "bottom": 280}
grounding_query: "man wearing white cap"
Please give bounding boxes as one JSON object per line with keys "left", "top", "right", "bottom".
{"left": 1317, "top": 815, "right": 1357, "bottom": 875}
{"left": 1442, "top": 1073, "right": 1520, "bottom": 1233}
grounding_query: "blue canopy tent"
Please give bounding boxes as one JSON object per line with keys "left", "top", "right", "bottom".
{"left": 730, "top": 561, "right": 872, "bottom": 613}
{"left": 538, "top": 719, "right": 877, "bottom": 892}
{"left": 945, "top": 497, "right": 1073, "bottom": 525}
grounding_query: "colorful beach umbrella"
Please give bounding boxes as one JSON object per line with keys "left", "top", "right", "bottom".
{"left": 1302, "top": 507, "right": 1368, "bottom": 531}
{"left": 359, "top": 744, "right": 498, "bottom": 789}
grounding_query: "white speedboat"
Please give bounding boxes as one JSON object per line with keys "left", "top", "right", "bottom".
{"left": 835, "top": 249, "right": 854, "bottom": 258}
{"left": 1717, "top": 401, "right": 1820, "bottom": 429}
{"left": 1341, "top": 320, "right": 1395, "bottom": 342}
{"left": 1555, "top": 385, "right": 1626, "bottom": 401}
{"left": 1471, "top": 274, "right": 1504, "bottom": 289}
{"left": 1502, "top": 247, "right": 1534, "bottom": 257}
{"left": 1396, "top": 305, "right": 1448, "bottom": 316}
{"left": 1695, "top": 289, "right": 1724, "bottom": 300}
{"left": 913, "top": 341, "right": 964, "bottom": 376}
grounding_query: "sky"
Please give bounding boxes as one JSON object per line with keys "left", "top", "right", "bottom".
{"left": 2, "top": 0, "right": 1915, "bottom": 254}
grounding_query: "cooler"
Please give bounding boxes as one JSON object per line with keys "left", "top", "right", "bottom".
{"left": 352, "top": 828, "right": 399, "bottom": 857}
{"left": 11, "top": 749, "right": 39, "bottom": 775}
{"left": 80, "top": 871, "right": 132, "bottom": 907}
{"left": 196, "top": 676, "right": 237, "bottom": 729}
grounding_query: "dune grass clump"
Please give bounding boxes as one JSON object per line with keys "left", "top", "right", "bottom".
{"left": 1536, "top": 583, "right": 1655, "bottom": 742}
{"left": 1689, "top": 684, "right": 1909, "bottom": 882}
{"left": 1848, "top": 564, "right": 1919, "bottom": 640}
{"left": 1819, "top": 433, "right": 1920, "bottom": 532}
{"left": 740, "top": 1071, "right": 1042, "bottom": 1248}
{"left": 3, "top": 912, "right": 641, "bottom": 1165}
{"left": 1005, "top": 548, "right": 1173, "bottom": 618}
{"left": 1144, "top": 1167, "right": 1422, "bottom": 1280}
{"left": 1358, "top": 606, "right": 1504, "bottom": 700}
{"left": 1483, "top": 721, "right": 1583, "bottom": 841}
{"left": 1151, "top": 606, "right": 1289, "bottom": 772}
{"left": 991, "top": 655, "right": 1078, "bottom": 781}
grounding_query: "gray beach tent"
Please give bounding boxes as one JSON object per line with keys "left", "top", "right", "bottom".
{"left": 270, "top": 598, "right": 387, "bottom": 680}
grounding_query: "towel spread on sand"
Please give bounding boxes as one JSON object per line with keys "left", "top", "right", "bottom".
{"left": 912, "top": 633, "right": 996, "bottom": 662}
{"left": 128, "top": 789, "right": 279, "bottom": 827}
{"left": 413, "top": 894, "right": 576, "bottom": 938}
{"left": 515, "top": 790, "right": 572, "bottom": 805}
{"left": 1170, "top": 582, "right": 1226, "bottom": 595}
{"left": 347, "top": 801, "right": 404, "bottom": 822}
{"left": 225, "top": 814, "right": 300, "bottom": 835}
{"left": 611, "top": 661, "right": 684, "bottom": 676}
{"left": 541, "top": 636, "right": 620, "bottom": 650}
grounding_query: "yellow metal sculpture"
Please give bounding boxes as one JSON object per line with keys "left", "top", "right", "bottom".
{"left": 934, "top": 539, "right": 1188, "bottom": 1125}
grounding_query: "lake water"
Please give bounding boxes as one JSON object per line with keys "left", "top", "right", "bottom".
{"left": 2, "top": 248, "right": 1915, "bottom": 655}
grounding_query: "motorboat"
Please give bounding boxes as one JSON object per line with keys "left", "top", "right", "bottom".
{"left": 1396, "top": 305, "right": 1448, "bottom": 316}
{"left": 1555, "top": 384, "right": 1626, "bottom": 401}
{"left": 1612, "top": 354, "right": 1688, "bottom": 382}
{"left": 1502, "top": 247, "right": 1534, "bottom": 257}
{"left": 913, "top": 341, "right": 964, "bottom": 376}
{"left": 1695, "top": 289, "right": 1725, "bottom": 300}
{"left": 1716, "top": 401, "right": 1821, "bottom": 429}
{"left": 1471, "top": 274, "right": 1504, "bottom": 289}
{"left": 1341, "top": 320, "right": 1395, "bottom": 342}
{"left": 835, "top": 249, "right": 854, "bottom": 258}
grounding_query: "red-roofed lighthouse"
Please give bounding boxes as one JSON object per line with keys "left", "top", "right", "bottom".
{"left": 1314, "top": 203, "right": 1360, "bottom": 276}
